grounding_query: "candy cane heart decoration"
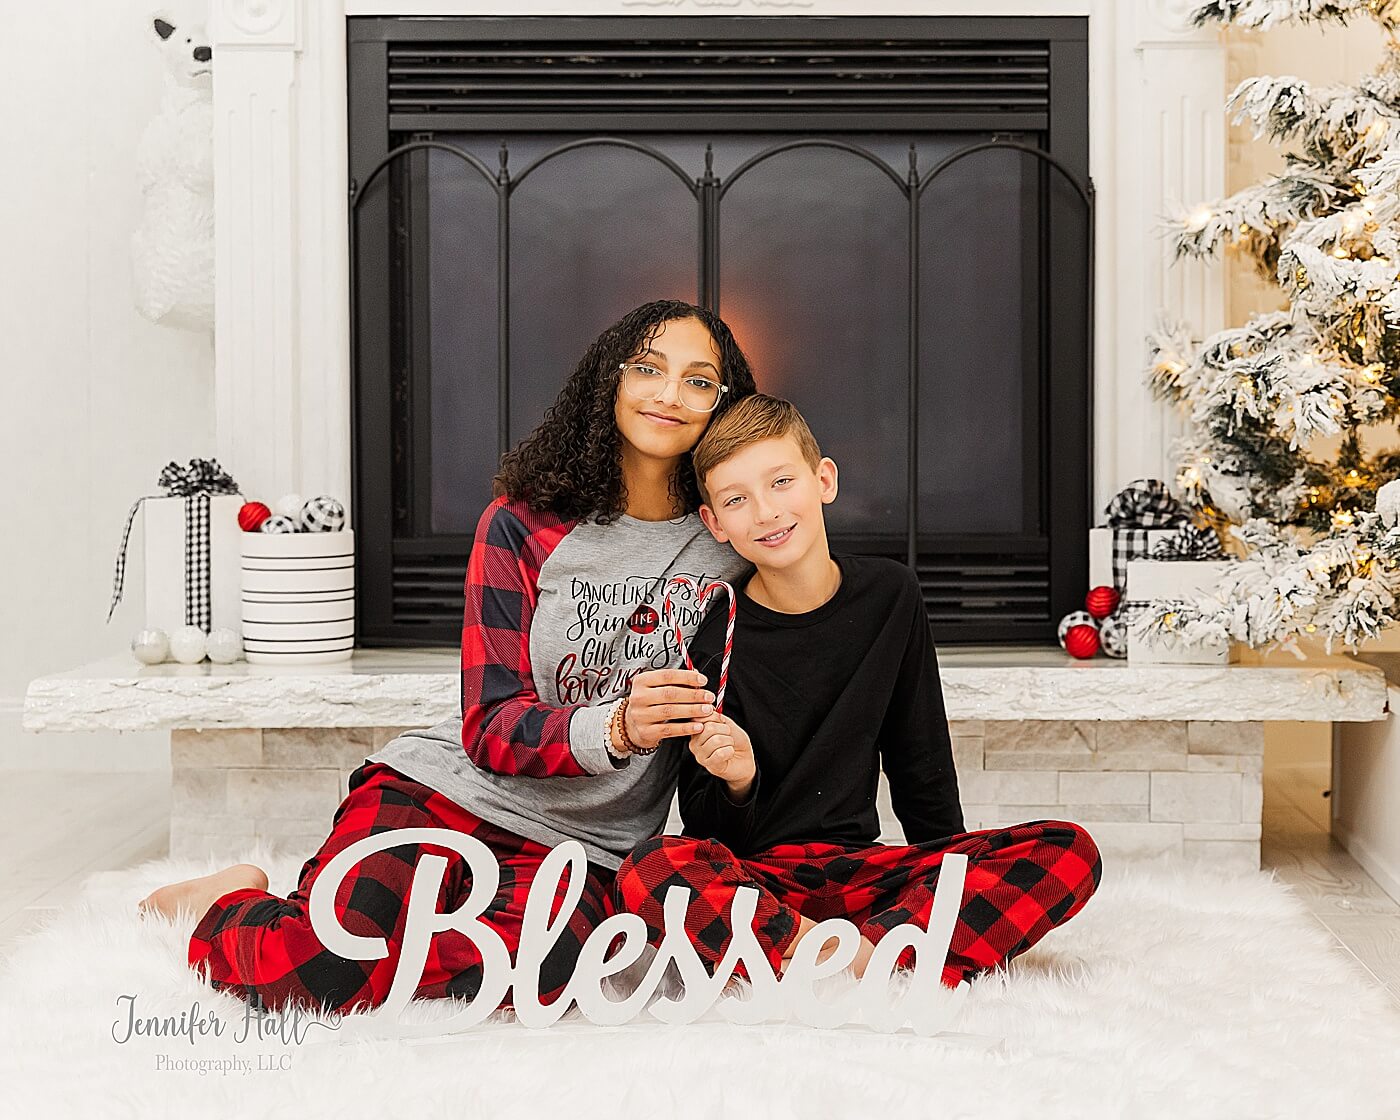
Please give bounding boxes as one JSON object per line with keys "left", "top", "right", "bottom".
{"left": 662, "top": 575, "right": 736, "bottom": 713}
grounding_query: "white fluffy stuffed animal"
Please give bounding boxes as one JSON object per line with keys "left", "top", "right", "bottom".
{"left": 131, "top": 13, "right": 214, "bottom": 333}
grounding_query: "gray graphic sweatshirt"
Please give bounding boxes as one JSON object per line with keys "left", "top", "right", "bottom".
{"left": 369, "top": 496, "right": 749, "bottom": 868}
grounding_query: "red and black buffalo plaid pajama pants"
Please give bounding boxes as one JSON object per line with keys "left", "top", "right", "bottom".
{"left": 615, "top": 820, "right": 1101, "bottom": 988}
{"left": 188, "top": 762, "right": 614, "bottom": 1013}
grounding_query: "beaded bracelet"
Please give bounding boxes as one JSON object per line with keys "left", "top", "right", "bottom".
{"left": 613, "top": 695, "right": 658, "bottom": 757}
{"left": 603, "top": 698, "right": 627, "bottom": 761}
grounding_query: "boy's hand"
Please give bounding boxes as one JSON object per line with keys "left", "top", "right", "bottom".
{"left": 689, "top": 714, "right": 755, "bottom": 799}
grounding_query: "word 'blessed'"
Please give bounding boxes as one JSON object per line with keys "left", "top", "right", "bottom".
{"left": 307, "top": 830, "right": 969, "bottom": 1036}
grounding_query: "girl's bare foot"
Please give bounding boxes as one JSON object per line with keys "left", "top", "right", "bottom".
{"left": 138, "top": 863, "right": 269, "bottom": 924}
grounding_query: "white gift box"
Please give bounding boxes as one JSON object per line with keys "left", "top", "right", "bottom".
{"left": 1087, "top": 526, "right": 1180, "bottom": 590}
{"left": 241, "top": 530, "right": 355, "bottom": 664}
{"left": 1125, "top": 559, "right": 1236, "bottom": 665}
{"left": 143, "top": 495, "right": 243, "bottom": 634}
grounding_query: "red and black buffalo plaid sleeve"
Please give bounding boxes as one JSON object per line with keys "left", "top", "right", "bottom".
{"left": 460, "top": 496, "right": 597, "bottom": 778}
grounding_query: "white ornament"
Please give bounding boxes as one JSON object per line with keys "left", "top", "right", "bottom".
{"left": 1376, "top": 479, "right": 1400, "bottom": 528}
{"left": 206, "top": 627, "right": 244, "bottom": 663}
{"left": 131, "top": 16, "right": 213, "bottom": 332}
{"left": 299, "top": 495, "right": 346, "bottom": 533}
{"left": 274, "top": 493, "right": 305, "bottom": 519}
{"left": 309, "top": 833, "right": 970, "bottom": 1039}
{"left": 131, "top": 628, "right": 170, "bottom": 665}
{"left": 260, "top": 514, "right": 299, "bottom": 534}
{"left": 168, "top": 625, "right": 208, "bottom": 664}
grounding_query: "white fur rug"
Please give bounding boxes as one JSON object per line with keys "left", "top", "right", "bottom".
{"left": 3, "top": 850, "right": 1399, "bottom": 1119}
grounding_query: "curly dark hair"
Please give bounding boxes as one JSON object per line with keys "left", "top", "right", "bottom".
{"left": 493, "top": 300, "right": 759, "bottom": 522}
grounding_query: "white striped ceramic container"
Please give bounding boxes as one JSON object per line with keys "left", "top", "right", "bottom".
{"left": 240, "top": 530, "right": 355, "bottom": 664}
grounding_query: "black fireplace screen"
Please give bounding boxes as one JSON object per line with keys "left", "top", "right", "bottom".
{"left": 349, "top": 17, "right": 1091, "bottom": 646}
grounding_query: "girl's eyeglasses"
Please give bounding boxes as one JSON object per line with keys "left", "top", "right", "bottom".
{"left": 618, "top": 363, "right": 729, "bottom": 414}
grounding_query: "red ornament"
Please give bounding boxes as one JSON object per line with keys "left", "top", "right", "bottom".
{"left": 1085, "top": 584, "right": 1120, "bottom": 620}
{"left": 238, "top": 501, "right": 272, "bottom": 533}
{"left": 1065, "top": 624, "right": 1100, "bottom": 660}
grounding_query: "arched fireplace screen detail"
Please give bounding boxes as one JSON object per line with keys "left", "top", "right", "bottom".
{"left": 350, "top": 135, "right": 1093, "bottom": 573}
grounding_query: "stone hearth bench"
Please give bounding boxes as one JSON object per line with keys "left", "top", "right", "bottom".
{"left": 23, "top": 647, "right": 1390, "bottom": 871}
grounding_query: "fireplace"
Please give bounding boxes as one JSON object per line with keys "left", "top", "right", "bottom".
{"left": 346, "top": 15, "right": 1092, "bottom": 646}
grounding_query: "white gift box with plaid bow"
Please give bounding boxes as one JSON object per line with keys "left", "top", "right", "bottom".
{"left": 1088, "top": 478, "right": 1194, "bottom": 593}
{"left": 106, "top": 459, "right": 244, "bottom": 638}
{"left": 1087, "top": 480, "right": 1234, "bottom": 666}
{"left": 1124, "top": 559, "right": 1236, "bottom": 665}
{"left": 1087, "top": 526, "right": 1179, "bottom": 591}
{"left": 144, "top": 495, "right": 244, "bottom": 635}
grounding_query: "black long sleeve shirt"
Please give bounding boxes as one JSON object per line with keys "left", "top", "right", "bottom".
{"left": 674, "top": 552, "right": 965, "bottom": 855}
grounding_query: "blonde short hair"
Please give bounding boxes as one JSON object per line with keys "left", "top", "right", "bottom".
{"left": 692, "top": 394, "right": 822, "bottom": 505}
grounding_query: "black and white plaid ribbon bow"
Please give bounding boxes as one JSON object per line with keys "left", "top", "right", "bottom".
{"left": 107, "top": 459, "right": 240, "bottom": 630}
{"left": 1105, "top": 479, "right": 1189, "bottom": 530}
{"left": 1101, "top": 479, "right": 1191, "bottom": 593}
{"left": 1149, "top": 523, "right": 1224, "bottom": 561}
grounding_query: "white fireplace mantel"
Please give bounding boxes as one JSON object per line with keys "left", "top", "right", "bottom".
{"left": 207, "top": 0, "right": 1226, "bottom": 515}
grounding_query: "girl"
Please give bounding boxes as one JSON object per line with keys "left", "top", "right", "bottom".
{"left": 140, "top": 299, "right": 759, "bottom": 1012}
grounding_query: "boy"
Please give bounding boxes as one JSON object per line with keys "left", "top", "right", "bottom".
{"left": 614, "top": 395, "right": 1102, "bottom": 988}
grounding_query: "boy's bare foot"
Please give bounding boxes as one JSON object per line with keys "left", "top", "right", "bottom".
{"left": 851, "top": 935, "right": 878, "bottom": 979}
{"left": 778, "top": 914, "right": 818, "bottom": 977}
{"left": 778, "top": 914, "right": 877, "bottom": 978}
{"left": 138, "top": 863, "right": 269, "bottom": 924}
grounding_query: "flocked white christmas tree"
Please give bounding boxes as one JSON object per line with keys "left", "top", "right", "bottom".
{"left": 1141, "top": 0, "right": 1400, "bottom": 656}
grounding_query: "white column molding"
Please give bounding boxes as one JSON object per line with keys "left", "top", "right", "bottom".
{"left": 1098, "top": 2, "right": 1227, "bottom": 514}
{"left": 210, "top": 0, "right": 1228, "bottom": 534}
{"left": 209, "top": 0, "right": 302, "bottom": 506}
{"left": 295, "top": 0, "right": 352, "bottom": 516}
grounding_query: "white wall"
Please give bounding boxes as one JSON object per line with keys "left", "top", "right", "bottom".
{"left": 1335, "top": 669, "right": 1400, "bottom": 904}
{"left": 0, "top": 2, "right": 214, "bottom": 770}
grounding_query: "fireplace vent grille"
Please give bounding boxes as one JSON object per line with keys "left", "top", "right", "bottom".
{"left": 915, "top": 555, "right": 1051, "bottom": 628}
{"left": 385, "top": 39, "right": 1051, "bottom": 117}
{"left": 386, "top": 550, "right": 1051, "bottom": 641}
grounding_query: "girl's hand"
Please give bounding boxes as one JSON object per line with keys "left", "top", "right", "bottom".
{"left": 623, "top": 669, "right": 714, "bottom": 751}
{"left": 689, "top": 714, "right": 756, "bottom": 795}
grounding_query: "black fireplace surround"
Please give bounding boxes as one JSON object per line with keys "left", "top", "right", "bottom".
{"left": 348, "top": 15, "right": 1092, "bottom": 647}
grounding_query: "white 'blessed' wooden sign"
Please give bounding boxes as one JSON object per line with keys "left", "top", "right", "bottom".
{"left": 308, "top": 829, "right": 970, "bottom": 1037}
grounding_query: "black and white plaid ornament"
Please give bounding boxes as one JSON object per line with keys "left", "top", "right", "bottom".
{"left": 1098, "top": 611, "right": 1130, "bottom": 658}
{"left": 298, "top": 495, "right": 345, "bottom": 533}
{"left": 260, "top": 515, "right": 299, "bottom": 534}
{"left": 1058, "top": 610, "right": 1097, "bottom": 649}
